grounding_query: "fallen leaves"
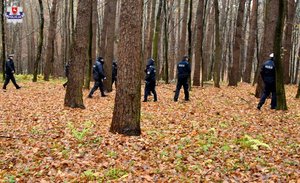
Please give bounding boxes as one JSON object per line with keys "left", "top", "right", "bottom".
{"left": 0, "top": 81, "right": 299, "bottom": 181}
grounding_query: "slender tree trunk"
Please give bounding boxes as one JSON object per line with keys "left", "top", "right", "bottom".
{"left": 163, "top": 0, "right": 169, "bottom": 83}
{"left": 110, "top": 0, "right": 143, "bottom": 136}
{"left": 274, "top": 0, "right": 287, "bottom": 110}
{"left": 43, "top": 0, "right": 58, "bottom": 81}
{"left": 283, "top": 0, "right": 296, "bottom": 84}
{"left": 28, "top": 0, "right": 36, "bottom": 74}
{"left": 243, "top": 0, "right": 258, "bottom": 83}
{"left": 1, "top": 0, "right": 6, "bottom": 80}
{"left": 179, "top": 0, "right": 189, "bottom": 57}
{"left": 213, "top": 0, "right": 221, "bottom": 88}
{"left": 296, "top": 79, "right": 300, "bottom": 98}
{"left": 103, "top": 0, "right": 117, "bottom": 92}
{"left": 228, "top": 0, "right": 246, "bottom": 86}
{"left": 193, "top": 0, "right": 205, "bottom": 86}
{"left": 33, "top": 0, "right": 44, "bottom": 82}
{"left": 152, "top": 0, "right": 163, "bottom": 79}
{"left": 64, "top": 0, "right": 93, "bottom": 109}
{"left": 187, "top": 0, "right": 192, "bottom": 88}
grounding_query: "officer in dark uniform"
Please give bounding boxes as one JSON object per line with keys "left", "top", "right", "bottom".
{"left": 143, "top": 58, "right": 157, "bottom": 102}
{"left": 63, "top": 61, "right": 70, "bottom": 88}
{"left": 112, "top": 60, "right": 117, "bottom": 87}
{"left": 2, "top": 54, "right": 21, "bottom": 91}
{"left": 174, "top": 56, "right": 191, "bottom": 102}
{"left": 88, "top": 57, "right": 107, "bottom": 98}
{"left": 257, "top": 53, "right": 276, "bottom": 110}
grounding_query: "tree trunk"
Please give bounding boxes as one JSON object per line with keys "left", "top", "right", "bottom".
{"left": 152, "top": 0, "right": 163, "bottom": 80}
{"left": 243, "top": 0, "right": 258, "bottom": 83}
{"left": 1, "top": 0, "right": 6, "bottom": 80}
{"left": 28, "top": 0, "right": 36, "bottom": 74}
{"left": 228, "top": 0, "right": 246, "bottom": 86}
{"left": 64, "top": 0, "right": 93, "bottom": 109}
{"left": 163, "top": 0, "right": 169, "bottom": 83}
{"left": 187, "top": 0, "right": 192, "bottom": 88}
{"left": 255, "top": 0, "right": 278, "bottom": 98}
{"left": 33, "top": 0, "right": 44, "bottom": 82}
{"left": 103, "top": 0, "right": 117, "bottom": 92}
{"left": 179, "top": 0, "right": 189, "bottom": 57}
{"left": 213, "top": 0, "right": 221, "bottom": 88}
{"left": 296, "top": 79, "right": 300, "bottom": 98}
{"left": 110, "top": 0, "right": 143, "bottom": 136}
{"left": 283, "top": 0, "right": 296, "bottom": 84}
{"left": 274, "top": 0, "right": 287, "bottom": 110}
{"left": 43, "top": 0, "right": 58, "bottom": 81}
{"left": 193, "top": 0, "right": 205, "bottom": 86}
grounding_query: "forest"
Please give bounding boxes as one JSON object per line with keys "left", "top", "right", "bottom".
{"left": 0, "top": 0, "right": 300, "bottom": 182}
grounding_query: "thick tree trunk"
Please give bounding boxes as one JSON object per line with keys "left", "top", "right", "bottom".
{"left": 255, "top": 0, "right": 278, "bottom": 98}
{"left": 43, "top": 0, "right": 58, "bottom": 81}
{"left": 110, "top": 0, "right": 143, "bottom": 136}
{"left": 179, "top": 0, "right": 189, "bottom": 58}
{"left": 103, "top": 0, "right": 117, "bottom": 92}
{"left": 33, "top": 0, "right": 44, "bottom": 82}
{"left": 296, "top": 80, "right": 300, "bottom": 98}
{"left": 163, "top": 0, "right": 169, "bottom": 83}
{"left": 228, "top": 0, "right": 246, "bottom": 86}
{"left": 274, "top": 0, "right": 287, "bottom": 110}
{"left": 193, "top": 0, "right": 205, "bottom": 86}
{"left": 243, "top": 0, "right": 258, "bottom": 83}
{"left": 64, "top": 0, "right": 93, "bottom": 109}
{"left": 213, "top": 0, "right": 221, "bottom": 88}
{"left": 283, "top": 0, "right": 296, "bottom": 84}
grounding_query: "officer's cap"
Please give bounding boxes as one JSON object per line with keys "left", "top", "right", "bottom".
{"left": 269, "top": 53, "right": 274, "bottom": 58}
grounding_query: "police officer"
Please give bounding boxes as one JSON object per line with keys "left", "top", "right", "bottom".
{"left": 112, "top": 60, "right": 117, "bottom": 87}
{"left": 2, "top": 54, "right": 21, "bottom": 91}
{"left": 257, "top": 53, "right": 276, "bottom": 110}
{"left": 88, "top": 57, "right": 107, "bottom": 98}
{"left": 174, "top": 56, "right": 191, "bottom": 102}
{"left": 143, "top": 58, "right": 157, "bottom": 102}
{"left": 63, "top": 61, "right": 70, "bottom": 88}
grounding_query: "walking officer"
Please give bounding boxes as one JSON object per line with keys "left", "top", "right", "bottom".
{"left": 2, "top": 54, "right": 21, "bottom": 91}
{"left": 174, "top": 56, "right": 191, "bottom": 102}
{"left": 143, "top": 58, "right": 157, "bottom": 102}
{"left": 257, "top": 53, "right": 276, "bottom": 110}
{"left": 88, "top": 57, "right": 107, "bottom": 98}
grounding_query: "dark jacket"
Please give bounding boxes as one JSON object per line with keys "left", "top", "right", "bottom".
{"left": 64, "top": 63, "right": 70, "bottom": 77}
{"left": 112, "top": 62, "right": 117, "bottom": 78}
{"left": 177, "top": 60, "right": 191, "bottom": 79}
{"left": 260, "top": 59, "right": 275, "bottom": 83}
{"left": 5, "top": 58, "right": 16, "bottom": 75}
{"left": 93, "top": 60, "right": 105, "bottom": 81}
{"left": 145, "top": 59, "right": 156, "bottom": 82}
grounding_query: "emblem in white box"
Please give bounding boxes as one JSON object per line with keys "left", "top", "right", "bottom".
{"left": 6, "top": 6, "right": 25, "bottom": 24}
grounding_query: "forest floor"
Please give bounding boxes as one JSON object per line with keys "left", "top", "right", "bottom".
{"left": 0, "top": 79, "right": 300, "bottom": 182}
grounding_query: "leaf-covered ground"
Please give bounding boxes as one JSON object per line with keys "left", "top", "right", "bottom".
{"left": 0, "top": 80, "right": 300, "bottom": 182}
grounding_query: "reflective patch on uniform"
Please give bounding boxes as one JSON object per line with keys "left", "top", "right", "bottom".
{"left": 147, "top": 71, "right": 150, "bottom": 74}
{"left": 93, "top": 65, "right": 96, "bottom": 68}
{"left": 178, "top": 64, "right": 185, "bottom": 67}
{"left": 265, "top": 65, "right": 273, "bottom": 69}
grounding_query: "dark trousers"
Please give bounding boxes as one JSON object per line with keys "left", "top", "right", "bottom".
{"left": 3, "top": 74, "right": 20, "bottom": 89}
{"left": 258, "top": 82, "right": 276, "bottom": 109}
{"left": 144, "top": 81, "right": 157, "bottom": 101}
{"left": 89, "top": 80, "right": 105, "bottom": 96}
{"left": 174, "top": 77, "right": 189, "bottom": 101}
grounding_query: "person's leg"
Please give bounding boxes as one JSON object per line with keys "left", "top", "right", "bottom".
{"left": 183, "top": 78, "right": 189, "bottom": 101}
{"left": 10, "top": 75, "right": 20, "bottom": 89}
{"left": 88, "top": 81, "right": 100, "bottom": 97}
{"left": 143, "top": 82, "right": 150, "bottom": 101}
{"left": 99, "top": 80, "right": 106, "bottom": 97}
{"left": 270, "top": 83, "right": 276, "bottom": 109}
{"left": 3, "top": 75, "right": 10, "bottom": 89}
{"left": 151, "top": 82, "right": 157, "bottom": 101}
{"left": 174, "top": 79, "right": 183, "bottom": 101}
{"left": 257, "top": 84, "right": 271, "bottom": 109}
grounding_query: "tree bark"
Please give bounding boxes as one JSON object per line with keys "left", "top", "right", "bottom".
{"left": 103, "top": 0, "right": 117, "bottom": 92}
{"left": 64, "top": 0, "right": 93, "bottom": 109}
{"left": 163, "top": 0, "right": 169, "bottom": 83}
{"left": 243, "top": 0, "right": 258, "bottom": 83}
{"left": 43, "top": 0, "right": 58, "bottom": 81}
{"left": 228, "top": 0, "right": 246, "bottom": 86}
{"left": 193, "top": 0, "right": 205, "bottom": 86}
{"left": 213, "top": 0, "right": 221, "bottom": 88}
{"left": 33, "top": 0, "right": 44, "bottom": 82}
{"left": 1, "top": 0, "right": 6, "bottom": 80}
{"left": 110, "top": 0, "right": 143, "bottom": 136}
{"left": 274, "top": 0, "right": 287, "bottom": 110}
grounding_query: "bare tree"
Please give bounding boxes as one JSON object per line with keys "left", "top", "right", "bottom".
{"left": 213, "top": 0, "right": 221, "bottom": 88}
{"left": 1, "top": 0, "right": 6, "bottom": 80}
{"left": 110, "top": 0, "right": 143, "bottom": 136}
{"left": 64, "top": 0, "right": 92, "bottom": 109}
